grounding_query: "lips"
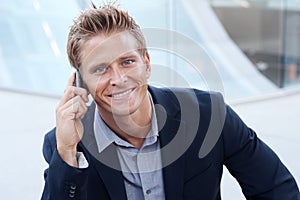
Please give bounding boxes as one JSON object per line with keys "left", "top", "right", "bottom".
{"left": 109, "top": 88, "right": 134, "bottom": 99}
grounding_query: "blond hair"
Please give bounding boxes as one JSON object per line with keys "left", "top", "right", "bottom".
{"left": 67, "top": 2, "right": 147, "bottom": 69}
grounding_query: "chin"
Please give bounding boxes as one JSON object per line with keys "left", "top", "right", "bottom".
{"left": 95, "top": 101, "right": 135, "bottom": 116}
{"left": 110, "top": 105, "right": 138, "bottom": 117}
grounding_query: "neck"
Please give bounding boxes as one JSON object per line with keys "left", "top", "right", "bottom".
{"left": 98, "top": 96, "right": 152, "bottom": 149}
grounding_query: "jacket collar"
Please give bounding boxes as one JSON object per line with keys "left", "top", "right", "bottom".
{"left": 79, "top": 102, "right": 127, "bottom": 200}
{"left": 149, "top": 86, "right": 185, "bottom": 200}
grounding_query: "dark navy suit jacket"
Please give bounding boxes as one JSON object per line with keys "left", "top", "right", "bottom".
{"left": 41, "top": 86, "right": 300, "bottom": 199}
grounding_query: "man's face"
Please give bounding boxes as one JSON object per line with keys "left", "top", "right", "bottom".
{"left": 79, "top": 31, "right": 151, "bottom": 117}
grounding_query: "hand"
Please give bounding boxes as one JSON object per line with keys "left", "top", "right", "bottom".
{"left": 55, "top": 73, "right": 89, "bottom": 167}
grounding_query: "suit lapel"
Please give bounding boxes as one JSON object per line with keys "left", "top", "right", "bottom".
{"left": 80, "top": 102, "right": 127, "bottom": 200}
{"left": 92, "top": 145, "right": 127, "bottom": 200}
{"left": 155, "top": 97, "right": 186, "bottom": 200}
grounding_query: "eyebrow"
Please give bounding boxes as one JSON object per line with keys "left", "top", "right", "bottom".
{"left": 117, "top": 52, "right": 138, "bottom": 60}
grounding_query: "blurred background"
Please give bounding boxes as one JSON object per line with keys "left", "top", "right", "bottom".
{"left": 0, "top": 0, "right": 299, "bottom": 199}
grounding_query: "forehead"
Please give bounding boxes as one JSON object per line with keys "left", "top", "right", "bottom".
{"left": 80, "top": 31, "right": 139, "bottom": 69}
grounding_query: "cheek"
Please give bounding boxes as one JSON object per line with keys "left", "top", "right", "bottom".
{"left": 88, "top": 78, "right": 106, "bottom": 97}
{"left": 145, "top": 69, "right": 150, "bottom": 79}
{"left": 95, "top": 83, "right": 105, "bottom": 95}
{"left": 128, "top": 67, "right": 149, "bottom": 82}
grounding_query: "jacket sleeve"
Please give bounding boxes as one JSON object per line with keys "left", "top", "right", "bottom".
{"left": 41, "top": 129, "right": 89, "bottom": 200}
{"left": 222, "top": 105, "right": 300, "bottom": 199}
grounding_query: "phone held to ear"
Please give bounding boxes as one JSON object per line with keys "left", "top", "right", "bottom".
{"left": 75, "top": 70, "right": 85, "bottom": 88}
{"left": 75, "top": 70, "right": 92, "bottom": 105}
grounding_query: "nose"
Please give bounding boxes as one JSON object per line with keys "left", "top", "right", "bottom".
{"left": 110, "top": 64, "right": 127, "bottom": 86}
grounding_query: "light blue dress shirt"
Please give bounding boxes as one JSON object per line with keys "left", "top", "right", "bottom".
{"left": 93, "top": 93, "right": 165, "bottom": 200}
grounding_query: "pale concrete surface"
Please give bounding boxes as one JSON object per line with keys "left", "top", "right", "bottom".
{"left": 0, "top": 90, "right": 58, "bottom": 200}
{"left": 0, "top": 88, "right": 299, "bottom": 199}
{"left": 222, "top": 88, "right": 300, "bottom": 199}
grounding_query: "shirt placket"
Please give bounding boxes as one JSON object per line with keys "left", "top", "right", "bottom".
{"left": 137, "top": 152, "right": 154, "bottom": 200}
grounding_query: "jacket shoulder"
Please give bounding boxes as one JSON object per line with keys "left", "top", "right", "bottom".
{"left": 149, "top": 85, "right": 225, "bottom": 107}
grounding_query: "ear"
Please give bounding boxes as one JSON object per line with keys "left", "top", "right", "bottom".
{"left": 144, "top": 51, "right": 151, "bottom": 78}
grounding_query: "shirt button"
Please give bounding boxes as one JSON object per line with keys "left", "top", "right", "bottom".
{"left": 132, "top": 155, "right": 137, "bottom": 162}
{"left": 70, "top": 185, "right": 76, "bottom": 190}
{"left": 70, "top": 189, "right": 75, "bottom": 194}
{"left": 146, "top": 189, "right": 152, "bottom": 195}
{"left": 69, "top": 193, "right": 75, "bottom": 198}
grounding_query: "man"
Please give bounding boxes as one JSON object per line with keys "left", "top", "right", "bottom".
{"left": 41, "top": 3, "right": 300, "bottom": 200}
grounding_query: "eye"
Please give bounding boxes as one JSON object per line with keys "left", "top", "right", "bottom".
{"left": 123, "top": 60, "right": 133, "bottom": 66}
{"left": 96, "top": 66, "right": 107, "bottom": 74}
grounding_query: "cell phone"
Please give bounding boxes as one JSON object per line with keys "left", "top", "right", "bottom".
{"left": 75, "top": 70, "right": 92, "bottom": 105}
{"left": 75, "top": 70, "right": 86, "bottom": 89}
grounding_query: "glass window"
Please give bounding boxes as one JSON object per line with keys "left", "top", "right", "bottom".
{"left": 0, "top": 0, "right": 79, "bottom": 94}
{"left": 210, "top": 0, "right": 300, "bottom": 88}
{"left": 2, "top": 0, "right": 296, "bottom": 100}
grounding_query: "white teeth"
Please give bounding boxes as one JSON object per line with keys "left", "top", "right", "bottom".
{"left": 112, "top": 89, "right": 132, "bottom": 98}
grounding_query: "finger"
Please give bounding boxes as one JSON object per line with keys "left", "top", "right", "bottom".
{"left": 74, "top": 119, "right": 84, "bottom": 139}
{"left": 72, "top": 100, "right": 88, "bottom": 120}
{"left": 58, "top": 96, "right": 88, "bottom": 119}
{"left": 66, "top": 86, "right": 89, "bottom": 102}
{"left": 71, "top": 96, "right": 88, "bottom": 119}
{"left": 57, "top": 73, "right": 76, "bottom": 107}
{"left": 61, "top": 95, "right": 87, "bottom": 112}
{"left": 76, "top": 101, "right": 88, "bottom": 119}
{"left": 75, "top": 87, "right": 89, "bottom": 102}
{"left": 57, "top": 86, "right": 76, "bottom": 107}
{"left": 69, "top": 72, "right": 89, "bottom": 101}
{"left": 58, "top": 86, "right": 89, "bottom": 107}
{"left": 59, "top": 101, "right": 84, "bottom": 121}
{"left": 67, "top": 72, "right": 76, "bottom": 87}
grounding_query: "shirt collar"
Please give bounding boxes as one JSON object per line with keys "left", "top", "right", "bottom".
{"left": 93, "top": 92, "right": 159, "bottom": 153}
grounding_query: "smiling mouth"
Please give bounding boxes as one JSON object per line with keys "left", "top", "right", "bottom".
{"left": 110, "top": 88, "right": 134, "bottom": 99}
